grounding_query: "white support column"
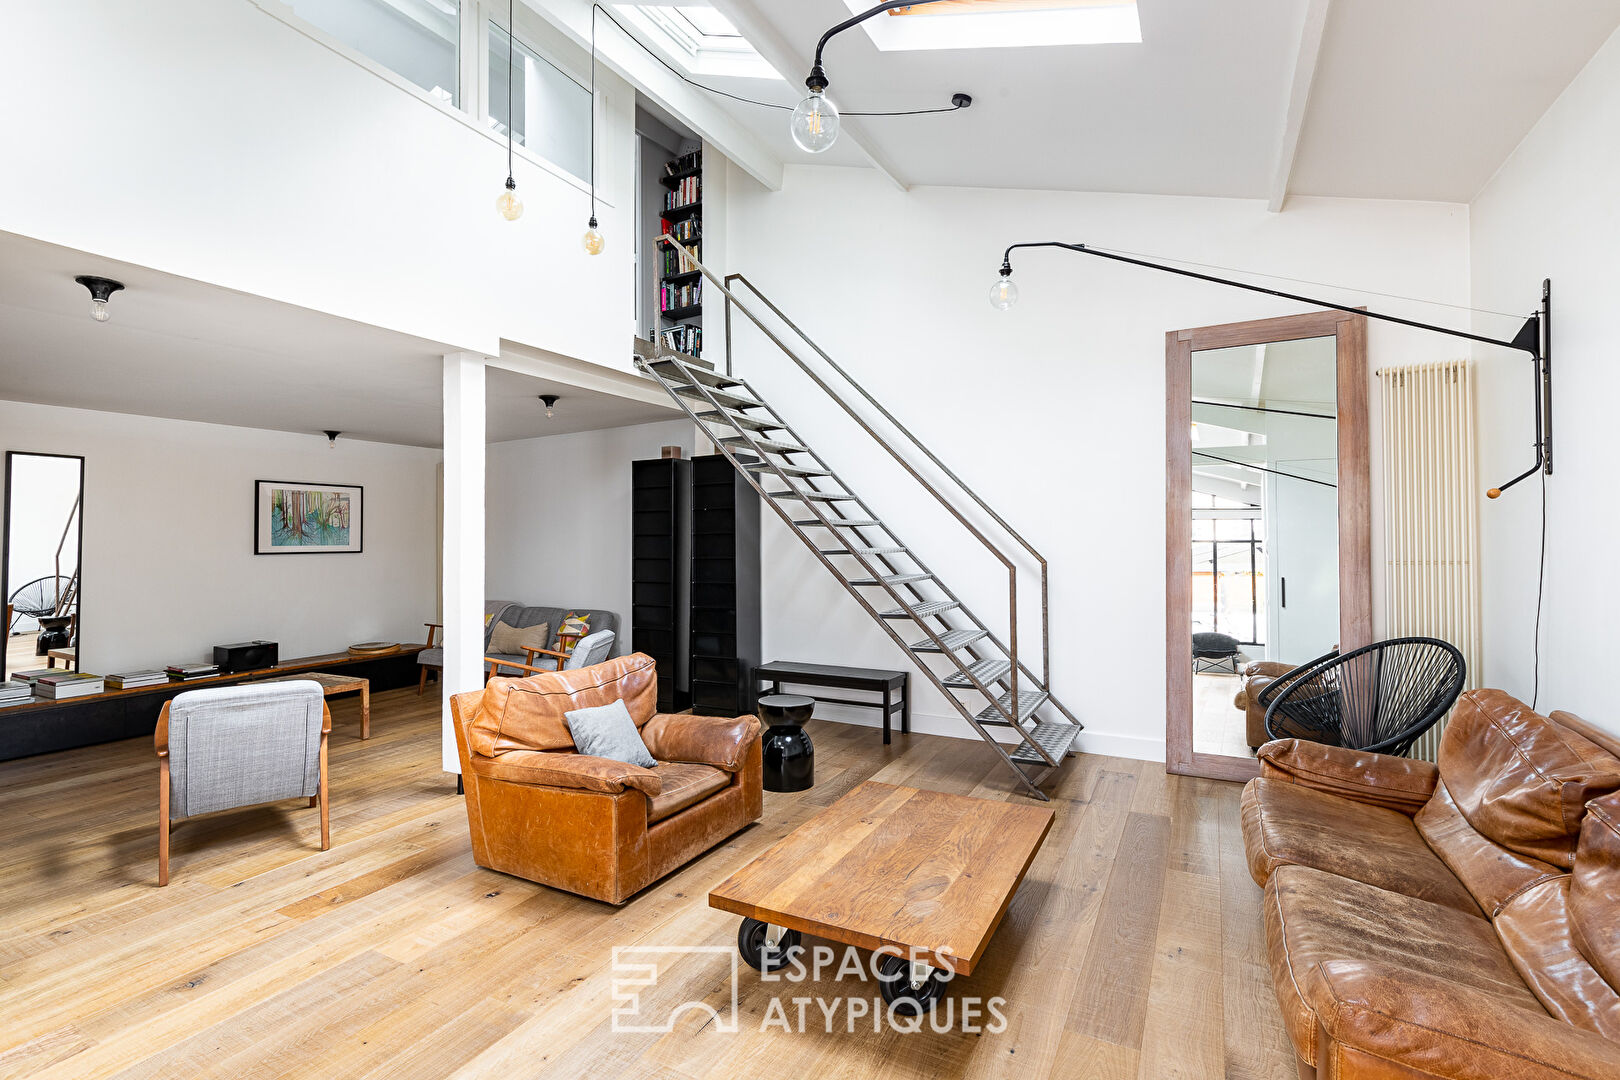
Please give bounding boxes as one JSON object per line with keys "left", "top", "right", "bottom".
{"left": 441, "top": 351, "right": 486, "bottom": 773}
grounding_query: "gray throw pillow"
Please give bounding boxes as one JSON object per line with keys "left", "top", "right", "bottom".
{"left": 564, "top": 699, "right": 656, "bottom": 768}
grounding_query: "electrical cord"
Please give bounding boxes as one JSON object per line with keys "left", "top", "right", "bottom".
{"left": 592, "top": 4, "right": 969, "bottom": 118}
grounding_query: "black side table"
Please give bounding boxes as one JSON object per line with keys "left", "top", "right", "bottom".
{"left": 757, "top": 694, "right": 815, "bottom": 792}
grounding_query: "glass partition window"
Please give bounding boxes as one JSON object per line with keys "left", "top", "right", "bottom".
{"left": 488, "top": 24, "right": 592, "bottom": 182}
{"left": 286, "top": 0, "right": 460, "bottom": 105}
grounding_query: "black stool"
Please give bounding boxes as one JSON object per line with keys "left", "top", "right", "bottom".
{"left": 757, "top": 694, "right": 815, "bottom": 792}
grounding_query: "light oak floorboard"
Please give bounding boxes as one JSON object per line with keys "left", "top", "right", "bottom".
{"left": 0, "top": 688, "right": 1295, "bottom": 1079}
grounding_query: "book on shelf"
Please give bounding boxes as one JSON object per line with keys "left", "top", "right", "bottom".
{"left": 662, "top": 174, "right": 701, "bottom": 210}
{"left": 659, "top": 217, "right": 700, "bottom": 245}
{"left": 34, "top": 673, "right": 106, "bottom": 699}
{"left": 11, "top": 668, "right": 57, "bottom": 684}
{"left": 106, "top": 670, "right": 169, "bottom": 689}
{"left": 0, "top": 679, "right": 33, "bottom": 699}
{"left": 659, "top": 323, "right": 702, "bottom": 358}
{"left": 166, "top": 663, "right": 220, "bottom": 680}
{"left": 662, "top": 149, "right": 701, "bottom": 177}
{"left": 659, "top": 280, "right": 701, "bottom": 312}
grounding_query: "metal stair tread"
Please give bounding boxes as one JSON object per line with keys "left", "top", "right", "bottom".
{"left": 723, "top": 435, "right": 808, "bottom": 454}
{"left": 648, "top": 358, "right": 742, "bottom": 389}
{"left": 765, "top": 489, "right": 856, "bottom": 501}
{"left": 849, "top": 573, "right": 931, "bottom": 586}
{"left": 942, "top": 658, "right": 1012, "bottom": 689}
{"left": 675, "top": 384, "right": 761, "bottom": 410}
{"left": 796, "top": 518, "right": 880, "bottom": 528}
{"left": 975, "top": 689, "right": 1050, "bottom": 725}
{"left": 879, "top": 600, "right": 961, "bottom": 618}
{"left": 1010, "top": 721, "right": 1084, "bottom": 765}
{"left": 697, "top": 410, "right": 782, "bottom": 433}
{"left": 910, "top": 628, "right": 990, "bottom": 653}
{"left": 746, "top": 462, "right": 829, "bottom": 479}
{"left": 818, "top": 545, "right": 906, "bottom": 555}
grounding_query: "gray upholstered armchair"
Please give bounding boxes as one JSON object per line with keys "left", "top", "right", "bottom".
{"left": 155, "top": 681, "right": 332, "bottom": 885}
{"left": 486, "top": 628, "right": 616, "bottom": 679}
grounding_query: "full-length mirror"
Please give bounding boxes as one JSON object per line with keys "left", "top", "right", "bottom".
{"left": 1166, "top": 312, "right": 1370, "bottom": 781}
{"left": 4, "top": 452, "right": 84, "bottom": 680}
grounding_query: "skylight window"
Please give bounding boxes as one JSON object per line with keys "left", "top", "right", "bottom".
{"left": 616, "top": 5, "right": 783, "bottom": 80}
{"left": 844, "top": 0, "right": 1140, "bottom": 50}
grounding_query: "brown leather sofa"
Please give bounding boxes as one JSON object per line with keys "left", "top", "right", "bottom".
{"left": 449, "top": 652, "right": 763, "bottom": 904}
{"left": 1241, "top": 688, "right": 1620, "bottom": 1079}
{"left": 1235, "top": 659, "right": 1300, "bottom": 748}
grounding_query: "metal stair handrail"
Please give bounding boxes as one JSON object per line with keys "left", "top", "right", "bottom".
{"left": 722, "top": 272, "right": 1052, "bottom": 689}
{"left": 655, "top": 238, "right": 1050, "bottom": 698}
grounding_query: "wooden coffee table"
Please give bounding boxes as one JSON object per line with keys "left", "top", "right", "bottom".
{"left": 709, "top": 781, "right": 1054, "bottom": 1012}
{"left": 256, "top": 671, "right": 371, "bottom": 738}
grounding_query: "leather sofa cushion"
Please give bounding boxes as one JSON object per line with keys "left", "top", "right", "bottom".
{"left": 1414, "top": 779, "right": 1563, "bottom": 917}
{"left": 1264, "top": 864, "right": 1544, "bottom": 1068}
{"left": 1258, "top": 738, "right": 1439, "bottom": 815}
{"left": 1242, "top": 777, "right": 1482, "bottom": 915}
{"left": 646, "top": 762, "right": 729, "bottom": 824}
{"left": 1439, "top": 689, "right": 1620, "bottom": 869}
{"left": 470, "top": 653, "right": 658, "bottom": 756}
{"left": 1495, "top": 875, "right": 1620, "bottom": 1040}
{"left": 641, "top": 713, "right": 762, "bottom": 772}
{"left": 1572, "top": 790, "right": 1620, "bottom": 990}
{"left": 466, "top": 747, "right": 661, "bottom": 797}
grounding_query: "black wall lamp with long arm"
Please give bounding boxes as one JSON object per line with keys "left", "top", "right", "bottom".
{"left": 992, "top": 241, "right": 1552, "bottom": 499}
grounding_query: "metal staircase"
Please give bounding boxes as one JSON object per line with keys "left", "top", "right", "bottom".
{"left": 635, "top": 238, "right": 1082, "bottom": 800}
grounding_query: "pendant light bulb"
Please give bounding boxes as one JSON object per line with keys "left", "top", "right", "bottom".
{"left": 539, "top": 394, "right": 559, "bottom": 419}
{"left": 76, "top": 275, "right": 125, "bottom": 323}
{"left": 497, "top": 176, "right": 523, "bottom": 221}
{"left": 791, "top": 84, "right": 840, "bottom": 154}
{"left": 91, "top": 299, "right": 111, "bottom": 322}
{"left": 582, "top": 215, "right": 605, "bottom": 255}
{"left": 989, "top": 267, "right": 1018, "bottom": 311}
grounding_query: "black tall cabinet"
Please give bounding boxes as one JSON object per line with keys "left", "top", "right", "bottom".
{"left": 690, "top": 454, "right": 761, "bottom": 716}
{"left": 631, "top": 457, "right": 691, "bottom": 712}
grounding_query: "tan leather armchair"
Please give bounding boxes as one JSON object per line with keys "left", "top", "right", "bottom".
{"left": 1233, "top": 660, "right": 1299, "bottom": 748}
{"left": 450, "top": 652, "right": 763, "bottom": 904}
{"left": 1241, "top": 689, "right": 1620, "bottom": 1078}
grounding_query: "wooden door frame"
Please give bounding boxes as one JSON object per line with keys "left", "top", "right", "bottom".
{"left": 1165, "top": 310, "right": 1371, "bottom": 781}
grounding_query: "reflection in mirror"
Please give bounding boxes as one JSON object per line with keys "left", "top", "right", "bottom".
{"left": 1189, "top": 336, "right": 1338, "bottom": 760}
{"left": 4, "top": 453, "right": 84, "bottom": 680}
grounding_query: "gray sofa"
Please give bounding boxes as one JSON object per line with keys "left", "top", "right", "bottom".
{"left": 418, "top": 601, "right": 622, "bottom": 681}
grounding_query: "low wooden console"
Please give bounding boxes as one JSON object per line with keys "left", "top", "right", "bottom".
{"left": 0, "top": 646, "right": 425, "bottom": 761}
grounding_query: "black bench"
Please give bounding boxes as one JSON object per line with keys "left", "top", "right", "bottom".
{"left": 756, "top": 660, "right": 910, "bottom": 744}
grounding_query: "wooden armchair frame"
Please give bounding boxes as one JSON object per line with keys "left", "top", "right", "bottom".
{"left": 155, "top": 698, "right": 332, "bottom": 886}
{"left": 418, "top": 621, "right": 442, "bottom": 695}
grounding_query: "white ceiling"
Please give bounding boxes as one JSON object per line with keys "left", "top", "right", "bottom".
{"left": 686, "top": 0, "right": 1620, "bottom": 202}
{"left": 0, "top": 232, "right": 677, "bottom": 447}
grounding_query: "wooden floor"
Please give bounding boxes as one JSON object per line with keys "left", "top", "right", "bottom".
{"left": 0, "top": 688, "right": 1296, "bottom": 1079}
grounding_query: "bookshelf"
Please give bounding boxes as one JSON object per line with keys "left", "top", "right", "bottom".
{"left": 656, "top": 148, "right": 703, "bottom": 360}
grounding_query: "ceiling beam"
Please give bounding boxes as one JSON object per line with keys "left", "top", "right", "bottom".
{"left": 714, "top": 0, "right": 911, "bottom": 191}
{"left": 1266, "top": 0, "right": 1330, "bottom": 213}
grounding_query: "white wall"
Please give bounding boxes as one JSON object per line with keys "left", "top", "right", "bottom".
{"left": 485, "top": 419, "right": 696, "bottom": 634}
{"left": 0, "top": 400, "right": 439, "bottom": 675}
{"left": 726, "top": 165, "right": 1471, "bottom": 760}
{"left": 0, "top": 0, "right": 635, "bottom": 367}
{"left": 1471, "top": 25, "right": 1620, "bottom": 734}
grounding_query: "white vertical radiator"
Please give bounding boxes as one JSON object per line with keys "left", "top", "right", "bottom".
{"left": 1376, "top": 360, "right": 1482, "bottom": 761}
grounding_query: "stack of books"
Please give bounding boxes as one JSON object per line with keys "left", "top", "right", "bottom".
{"left": 11, "top": 668, "right": 56, "bottom": 686}
{"left": 0, "top": 680, "right": 33, "bottom": 707}
{"left": 166, "top": 664, "right": 220, "bottom": 682}
{"left": 34, "top": 672, "right": 106, "bottom": 699}
{"left": 106, "top": 670, "right": 168, "bottom": 690}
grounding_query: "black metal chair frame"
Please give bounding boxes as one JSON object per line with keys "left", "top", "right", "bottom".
{"left": 1262, "top": 636, "right": 1466, "bottom": 757}
{"left": 7, "top": 575, "right": 74, "bottom": 634}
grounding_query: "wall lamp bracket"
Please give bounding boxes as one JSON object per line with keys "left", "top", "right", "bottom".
{"left": 995, "top": 241, "right": 1552, "bottom": 500}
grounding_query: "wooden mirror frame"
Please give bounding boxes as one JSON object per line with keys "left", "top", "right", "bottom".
{"left": 1165, "top": 310, "right": 1371, "bottom": 781}
{"left": 2, "top": 451, "right": 86, "bottom": 681}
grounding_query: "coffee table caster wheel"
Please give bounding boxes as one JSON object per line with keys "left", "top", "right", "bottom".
{"left": 737, "top": 917, "right": 801, "bottom": 972}
{"left": 878, "top": 954, "right": 947, "bottom": 1015}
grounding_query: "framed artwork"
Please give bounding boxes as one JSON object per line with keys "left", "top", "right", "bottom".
{"left": 255, "top": 481, "right": 363, "bottom": 554}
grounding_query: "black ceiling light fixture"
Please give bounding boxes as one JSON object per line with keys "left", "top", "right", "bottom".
{"left": 795, "top": 1, "right": 971, "bottom": 153}
{"left": 75, "top": 275, "right": 124, "bottom": 323}
{"left": 495, "top": 0, "right": 524, "bottom": 221}
{"left": 539, "top": 394, "right": 560, "bottom": 418}
{"left": 991, "top": 240, "right": 1552, "bottom": 500}
{"left": 324, "top": 430, "right": 342, "bottom": 449}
